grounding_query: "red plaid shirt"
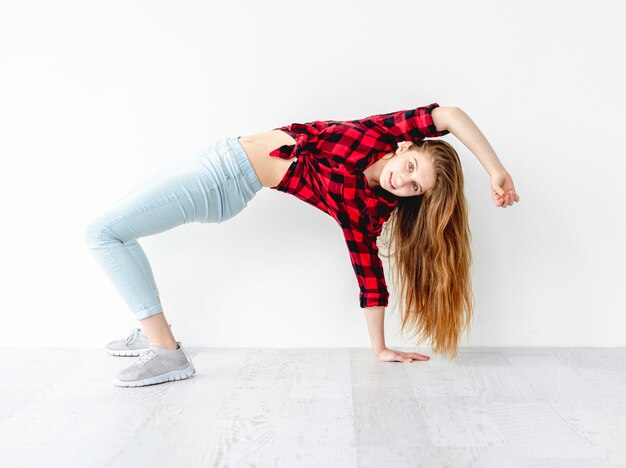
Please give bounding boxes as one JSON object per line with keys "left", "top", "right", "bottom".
{"left": 269, "top": 102, "right": 450, "bottom": 308}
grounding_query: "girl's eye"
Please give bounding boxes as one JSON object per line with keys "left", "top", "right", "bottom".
{"left": 408, "top": 162, "right": 418, "bottom": 192}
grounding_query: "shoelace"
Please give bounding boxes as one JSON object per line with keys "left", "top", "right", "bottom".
{"left": 136, "top": 349, "right": 157, "bottom": 366}
{"left": 125, "top": 327, "right": 142, "bottom": 346}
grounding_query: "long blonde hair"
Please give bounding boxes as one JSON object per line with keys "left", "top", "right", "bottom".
{"left": 379, "top": 139, "right": 474, "bottom": 359}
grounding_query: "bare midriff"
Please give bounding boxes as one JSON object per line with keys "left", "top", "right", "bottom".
{"left": 237, "top": 130, "right": 298, "bottom": 188}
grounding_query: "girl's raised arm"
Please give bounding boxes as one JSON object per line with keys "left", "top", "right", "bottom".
{"left": 446, "top": 107, "right": 520, "bottom": 208}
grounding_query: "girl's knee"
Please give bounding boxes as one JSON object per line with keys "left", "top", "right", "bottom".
{"left": 84, "top": 215, "right": 114, "bottom": 247}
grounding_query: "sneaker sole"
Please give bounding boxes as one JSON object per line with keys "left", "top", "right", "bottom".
{"left": 107, "top": 348, "right": 150, "bottom": 357}
{"left": 112, "top": 363, "right": 196, "bottom": 387}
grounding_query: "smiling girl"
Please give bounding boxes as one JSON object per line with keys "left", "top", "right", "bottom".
{"left": 86, "top": 103, "right": 519, "bottom": 387}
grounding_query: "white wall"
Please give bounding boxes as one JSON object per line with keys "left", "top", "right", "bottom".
{"left": 1, "top": 0, "right": 624, "bottom": 351}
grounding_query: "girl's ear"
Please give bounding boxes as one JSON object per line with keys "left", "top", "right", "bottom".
{"left": 396, "top": 141, "right": 411, "bottom": 153}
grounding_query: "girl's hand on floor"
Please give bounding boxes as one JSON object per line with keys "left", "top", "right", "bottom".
{"left": 490, "top": 170, "right": 520, "bottom": 208}
{"left": 377, "top": 348, "right": 430, "bottom": 363}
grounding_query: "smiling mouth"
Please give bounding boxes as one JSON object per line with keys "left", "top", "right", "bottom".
{"left": 389, "top": 172, "right": 396, "bottom": 189}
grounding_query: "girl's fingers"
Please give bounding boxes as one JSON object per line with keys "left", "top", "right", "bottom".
{"left": 399, "top": 352, "right": 430, "bottom": 361}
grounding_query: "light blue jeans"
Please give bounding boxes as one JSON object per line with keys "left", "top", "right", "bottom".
{"left": 84, "top": 137, "right": 262, "bottom": 321}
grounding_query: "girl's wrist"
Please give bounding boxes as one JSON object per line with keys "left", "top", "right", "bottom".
{"left": 489, "top": 167, "right": 508, "bottom": 177}
{"left": 372, "top": 346, "right": 387, "bottom": 357}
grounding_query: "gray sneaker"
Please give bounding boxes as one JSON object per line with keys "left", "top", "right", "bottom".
{"left": 113, "top": 341, "right": 196, "bottom": 387}
{"left": 106, "top": 323, "right": 172, "bottom": 357}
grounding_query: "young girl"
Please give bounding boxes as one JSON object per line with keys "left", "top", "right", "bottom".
{"left": 85, "top": 102, "right": 520, "bottom": 387}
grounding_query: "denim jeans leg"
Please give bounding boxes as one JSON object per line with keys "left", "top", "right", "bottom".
{"left": 84, "top": 137, "right": 262, "bottom": 321}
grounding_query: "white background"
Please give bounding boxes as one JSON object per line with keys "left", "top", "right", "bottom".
{"left": 1, "top": 0, "right": 624, "bottom": 352}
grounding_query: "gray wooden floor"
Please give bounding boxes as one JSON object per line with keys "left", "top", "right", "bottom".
{"left": 0, "top": 347, "right": 624, "bottom": 467}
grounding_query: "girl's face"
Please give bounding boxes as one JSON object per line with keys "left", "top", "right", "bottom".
{"left": 381, "top": 143, "right": 437, "bottom": 197}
